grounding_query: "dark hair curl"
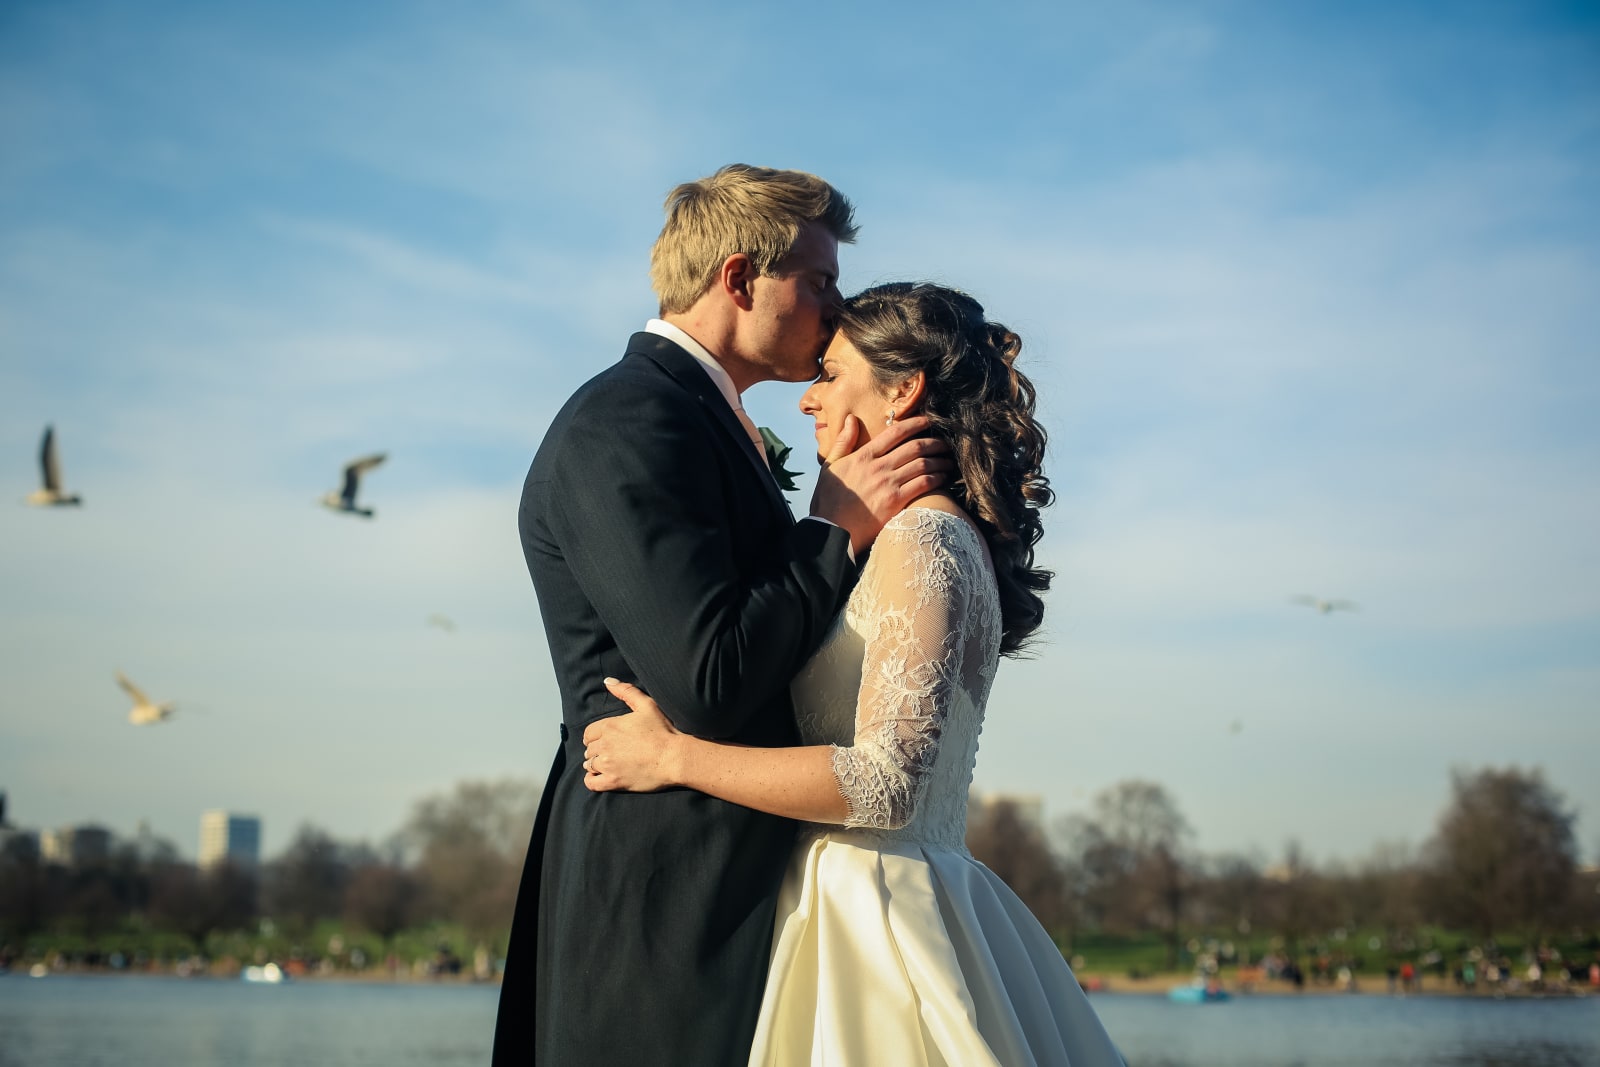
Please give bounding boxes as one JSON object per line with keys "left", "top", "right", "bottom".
{"left": 835, "top": 282, "right": 1053, "bottom": 656}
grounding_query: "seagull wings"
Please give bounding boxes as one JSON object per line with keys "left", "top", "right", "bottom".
{"left": 40, "top": 425, "right": 62, "bottom": 492}
{"left": 116, "top": 671, "right": 153, "bottom": 706}
{"left": 1289, "top": 594, "right": 1360, "bottom": 614}
{"left": 340, "top": 453, "right": 386, "bottom": 506}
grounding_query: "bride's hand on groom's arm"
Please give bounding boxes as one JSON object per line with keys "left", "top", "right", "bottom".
{"left": 582, "top": 678, "right": 686, "bottom": 793}
{"left": 811, "top": 414, "right": 954, "bottom": 556}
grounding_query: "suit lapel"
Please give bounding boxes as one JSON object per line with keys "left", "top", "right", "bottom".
{"left": 627, "top": 333, "right": 794, "bottom": 523}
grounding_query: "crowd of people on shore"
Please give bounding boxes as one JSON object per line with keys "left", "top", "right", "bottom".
{"left": 1249, "top": 945, "right": 1600, "bottom": 996}
{"left": 1446, "top": 946, "right": 1600, "bottom": 995}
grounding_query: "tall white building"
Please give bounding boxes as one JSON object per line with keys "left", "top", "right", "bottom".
{"left": 198, "top": 810, "right": 261, "bottom": 869}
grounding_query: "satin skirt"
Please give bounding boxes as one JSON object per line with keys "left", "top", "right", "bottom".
{"left": 749, "top": 831, "right": 1125, "bottom": 1067}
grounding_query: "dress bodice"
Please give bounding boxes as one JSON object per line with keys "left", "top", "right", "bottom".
{"left": 790, "top": 507, "right": 1001, "bottom": 851}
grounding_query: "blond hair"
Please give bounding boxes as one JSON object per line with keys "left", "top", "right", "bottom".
{"left": 649, "top": 164, "right": 858, "bottom": 314}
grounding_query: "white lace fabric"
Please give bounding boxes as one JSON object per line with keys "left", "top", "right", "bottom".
{"left": 791, "top": 507, "right": 1001, "bottom": 850}
{"left": 763, "top": 508, "right": 1131, "bottom": 1066}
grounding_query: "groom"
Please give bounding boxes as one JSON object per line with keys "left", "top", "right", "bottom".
{"left": 493, "top": 165, "right": 947, "bottom": 1066}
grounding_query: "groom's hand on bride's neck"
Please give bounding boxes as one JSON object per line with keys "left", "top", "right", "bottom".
{"left": 812, "top": 414, "right": 953, "bottom": 556}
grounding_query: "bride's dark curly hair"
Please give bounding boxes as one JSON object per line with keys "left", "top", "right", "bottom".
{"left": 835, "top": 282, "right": 1053, "bottom": 656}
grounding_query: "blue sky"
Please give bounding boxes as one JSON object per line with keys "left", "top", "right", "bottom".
{"left": 2, "top": 0, "right": 1596, "bottom": 863}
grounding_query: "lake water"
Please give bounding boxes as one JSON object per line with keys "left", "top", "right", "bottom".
{"left": 1, "top": 974, "right": 1597, "bottom": 1066}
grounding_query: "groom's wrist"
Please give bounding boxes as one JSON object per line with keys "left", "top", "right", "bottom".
{"left": 801, "top": 515, "right": 856, "bottom": 564}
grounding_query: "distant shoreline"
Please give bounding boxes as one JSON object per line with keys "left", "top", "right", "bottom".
{"left": 9, "top": 964, "right": 1595, "bottom": 1000}
{"left": 1077, "top": 971, "right": 1597, "bottom": 999}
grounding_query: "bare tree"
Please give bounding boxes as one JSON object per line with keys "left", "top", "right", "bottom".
{"left": 1054, "top": 814, "right": 1137, "bottom": 937}
{"left": 148, "top": 861, "right": 257, "bottom": 953}
{"left": 263, "top": 824, "right": 353, "bottom": 940}
{"left": 1089, "top": 781, "right": 1193, "bottom": 970}
{"left": 344, "top": 863, "right": 420, "bottom": 968}
{"left": 0, "top": 849, "right": 48, "bottom": 950}
{"left": 1262, "top": 839, "right": 1335, "bottom": 957}
{"left": 66, "top": 880, "right": 122, "bottom": 946}
{"left": 1196, "top": 852, "right": 1267, "bottom": 950}
{"left": 1092, "top": 781, "right": 1190, "bottom": 858}
{"left": 403, "top": 779, "right": 540, "bottom": 947}
{"left": 1423, "top": 766, "right": 1577, "bottom": 940}
{"left": 1347, "top": 841, "right": 1422, "bottom": 946}
{"left": 966, "top": 799, "right": 1066, "bottom": 937}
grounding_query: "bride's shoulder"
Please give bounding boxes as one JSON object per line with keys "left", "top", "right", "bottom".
{"left": 864, "top": 502, "right": 991, "bottom": 610}
{"left": 886, "top": 495, "right": 978, "bottom": 536}
{"left": 880, "top": 497, "right": 989, "bottom": 561}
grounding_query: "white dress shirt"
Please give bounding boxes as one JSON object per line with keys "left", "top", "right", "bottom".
{"left": 645, "top": 319, "right": 767, "bottom": 465}
{"left": 643, "top": 319, "right": 851, "bottom": 558}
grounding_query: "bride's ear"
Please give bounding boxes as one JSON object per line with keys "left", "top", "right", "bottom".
{"left": 886, "top": 371, "right": 926, "bottom": 421}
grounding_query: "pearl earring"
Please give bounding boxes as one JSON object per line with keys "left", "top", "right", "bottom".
{"left": 885, "top": 411, "right": 896, "bottom": 427}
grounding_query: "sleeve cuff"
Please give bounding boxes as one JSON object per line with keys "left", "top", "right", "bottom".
{"left": 802, "top": 515, "right": 855, "bottom": 565}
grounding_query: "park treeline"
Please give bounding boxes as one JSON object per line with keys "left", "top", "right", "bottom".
{"left": 0, "top": 780, "right": 538, "bottom": 973}
{"left": 966, "top": 765, "right": 1599, "bottom": 978}
{"left": 1, "top": 767, "right": 1596, "bottom": 977}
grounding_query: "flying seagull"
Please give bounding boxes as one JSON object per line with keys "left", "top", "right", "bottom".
{"left": 320, "top": 453, "right": 386, "bottom": 518}
{"left": 26, "top": 425, "right": 82, "bottom": 506}
{"left": 1290, "top": 594, "right": 1359, "bottom": 615}
{"left": 117, "top": 672, "right": 176, "bottom": 726}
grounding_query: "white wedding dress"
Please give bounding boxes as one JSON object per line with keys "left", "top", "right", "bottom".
{"left": 749, "top": 507, "right": 1125, "bottom": 1067}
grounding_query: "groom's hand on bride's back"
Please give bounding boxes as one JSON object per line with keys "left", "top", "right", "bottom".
{"left": 812, "top": 414, "right": 952, "bottom": 556}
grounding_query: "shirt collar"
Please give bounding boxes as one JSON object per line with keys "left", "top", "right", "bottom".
{"left": 645, "top": 319, "right": 741, "bottom": 412}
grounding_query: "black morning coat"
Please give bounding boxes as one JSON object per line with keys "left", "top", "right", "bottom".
{"left": 491, "top": 333, "right": 856, "bottom": 1066}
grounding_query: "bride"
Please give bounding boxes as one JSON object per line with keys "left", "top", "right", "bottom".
{"left": 581, "top": 282, "right": 1125, "bottom": 1067}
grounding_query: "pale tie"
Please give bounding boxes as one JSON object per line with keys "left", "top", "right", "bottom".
{"left": 733, "top": 405, "right": 770, "bottom": 469}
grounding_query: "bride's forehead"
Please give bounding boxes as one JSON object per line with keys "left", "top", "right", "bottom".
{"left": 823, "top": 335, "right": 865, "bottom": 364}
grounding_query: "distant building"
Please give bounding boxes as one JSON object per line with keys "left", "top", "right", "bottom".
{"left": 0, "top": 791, "right": 36, "bottom": 861}
{"left": 0, "top": 827, "right": 39, "bottom": 862}
{"left": 199, "top": 811, "right": 261, "bottom": 869}
{"left": 39, "top": 824, "right": 113, "bottom": 867}
{"left": 130, "top": 819, "right": 179, "bottom": 865}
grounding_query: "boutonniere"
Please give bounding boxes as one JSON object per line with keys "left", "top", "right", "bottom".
{"left": 758, "top": 426, "right": 803, "bottom": 493}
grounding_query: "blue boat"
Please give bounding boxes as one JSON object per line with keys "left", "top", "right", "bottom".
{"left": 1168, "top": 980, "right": 1230, "bottom": 1003}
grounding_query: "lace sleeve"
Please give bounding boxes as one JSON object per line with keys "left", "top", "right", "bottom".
{"left": 830, "top": 511, "right": 973, "bottom": 830}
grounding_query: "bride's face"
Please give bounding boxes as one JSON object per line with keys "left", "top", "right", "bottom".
{"left": 799, "top": 333, "right": 888, "bottom": 458}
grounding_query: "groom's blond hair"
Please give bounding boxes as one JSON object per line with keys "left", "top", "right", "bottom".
{"left": 650, "top": 164, "right": 858, "bottom": 315}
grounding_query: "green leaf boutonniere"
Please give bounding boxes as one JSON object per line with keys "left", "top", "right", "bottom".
{"left": 758, "top": 426, "right": 804, "bottom": 493}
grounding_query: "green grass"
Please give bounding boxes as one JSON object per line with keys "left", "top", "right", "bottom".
{"left": 9, "top": 918, "right": 507, "bottom": 971}
{"left": 1057, "top": 926, "right": 1598, "bottom": 978}
{"left": 12, "top": 919, "right": 1594, "bottom": 979}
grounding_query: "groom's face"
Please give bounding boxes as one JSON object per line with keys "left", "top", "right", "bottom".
{"left": 745, "top": 222, "right": 841, "bottom": 384}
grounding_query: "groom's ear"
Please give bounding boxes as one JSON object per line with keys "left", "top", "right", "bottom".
{"left": 720, "top": 253, "right": 757, "bottom": 310}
